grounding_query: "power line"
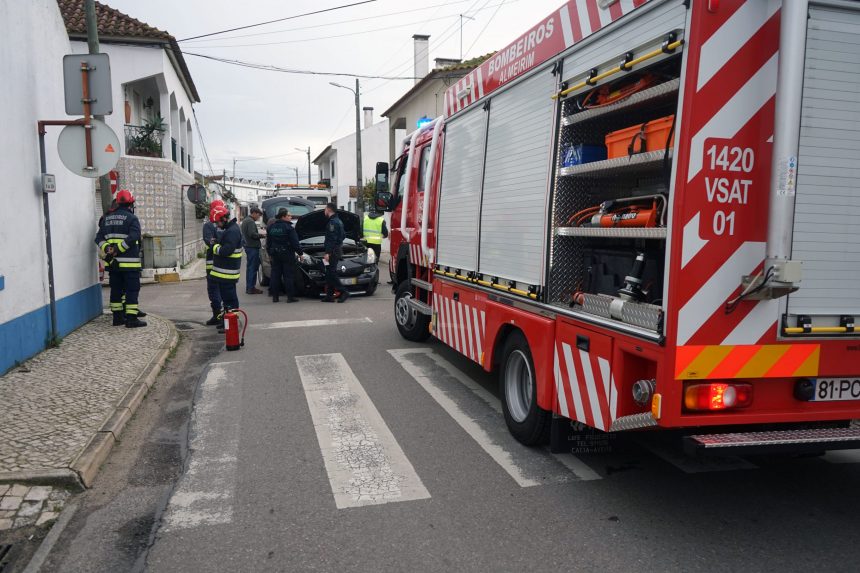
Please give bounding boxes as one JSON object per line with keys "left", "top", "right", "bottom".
{"left": 182, "top": 51, "right": 423, "bottom": 79}
{"left": 178, "top": 0, "right": 378, "bottom": 42}
{"left": 191, "top": 107, "right": 215, "bottom": 176}
{"left": 181, "top": 0, "right": 476, "bottom": 43}
{"left": 464, "top": 0, "right": 506, "bottom": 58}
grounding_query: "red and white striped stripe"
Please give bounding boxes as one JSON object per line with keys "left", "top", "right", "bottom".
{"left": 433, "top": 292, "right": 485, "bottom": 364}
{"left": 554, "top": 341, "right": 617, "bottom": 430}
{"left": 407, "top": 242, "right": 431, "bottom": 267}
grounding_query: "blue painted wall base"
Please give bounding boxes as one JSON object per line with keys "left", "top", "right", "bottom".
{"left": 0, "top": 283, "right": 102, "bottom": 375}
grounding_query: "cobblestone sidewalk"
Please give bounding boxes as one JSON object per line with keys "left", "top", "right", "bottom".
{"left": 0, "top": 313, "right": 173, "bottom": 483}
{"left": 0, "top": 484, "right": 71, "bottom": 531}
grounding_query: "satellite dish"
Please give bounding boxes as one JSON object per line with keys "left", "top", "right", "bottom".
{"left": 56, "top": 119, "right": 120, "bottom": 178}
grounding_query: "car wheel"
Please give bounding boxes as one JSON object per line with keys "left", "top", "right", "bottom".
{"left": 365, "top": 271, "right": 379, "bottom": 296}
{"left": 394, "top": 280, "right": 430, "bottom": 342}
{"left": 500, "top": 331, "right": 550, "bottom": 446}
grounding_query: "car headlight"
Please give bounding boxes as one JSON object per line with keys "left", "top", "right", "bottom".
{"left": 365, "top": 247, "right": 377, "bottom": 265}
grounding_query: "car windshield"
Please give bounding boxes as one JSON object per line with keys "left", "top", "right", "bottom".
{"left": 306, "top": 196, "right": 329, "bottom": 206}
{"left": 264, "top": 201, "right": 313, "bottom": 220}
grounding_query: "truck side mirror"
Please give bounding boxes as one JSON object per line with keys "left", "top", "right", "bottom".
{"left": 374, "top": 161, "right": 393, "bottom": 212}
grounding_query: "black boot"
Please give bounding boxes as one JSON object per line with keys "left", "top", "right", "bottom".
{"left": 337, "top": 290, "right": 350, "bottom": 303}
{"left": 112, "top": 312, "right": 125, "bottom": 326}
{"left": 136, "top": 309, "right": 148, "bottom": 318}
{"left": 273, "top": 295, "right": 280, "bottom": 303}
{"left": 125, "top": 315, "right": 147, "bottom": 328}
{"left": 205, "top": 312, "right": 221, "bottom": 326}
{"left": 287, "top": 297, "right": 299, "bottom": 303}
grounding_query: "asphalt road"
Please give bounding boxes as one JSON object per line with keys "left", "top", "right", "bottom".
{"left": 41, "top": 277, "right": 860, "bottom": 573}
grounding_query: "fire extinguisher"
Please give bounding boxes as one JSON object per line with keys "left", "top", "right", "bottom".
{"left": 224, "top": 309, "right": 248, "bottom": 351}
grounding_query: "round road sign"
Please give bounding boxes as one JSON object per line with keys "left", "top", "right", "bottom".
{"left": 57, "top": 119, "right": 121, "bottom": 178}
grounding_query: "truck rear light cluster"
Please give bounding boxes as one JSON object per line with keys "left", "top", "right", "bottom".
{"left": 684, "top": 382, "right": 753, "bottom": 411}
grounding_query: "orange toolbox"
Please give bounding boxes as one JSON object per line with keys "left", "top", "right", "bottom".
{"left": 605, "top": 115, "right": 675, "bottom": 159}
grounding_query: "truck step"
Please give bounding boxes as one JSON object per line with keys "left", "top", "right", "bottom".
{"left": 684, "top": 427, "right": 860, "bottom": 456}
{"left": 408, "top": 298, "right": 433, "bottom": 316}
{"left": 411, "top": 278, "right": 433, "bottom": 292}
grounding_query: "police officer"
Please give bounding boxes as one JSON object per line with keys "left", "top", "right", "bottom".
{"left": 266, "top": 208, "right": 303, "bottom": 303}
{"left": 209, "top": 203, "right": 243, "bottom": 329}
{"left": 322, "top": 202, "right": 348, "bottom": 303}
{"left": 363, "top": 209, "right": 388, "bottom": 261}
{"left": 202, "top": 200, "right": 224, "bottom": 326}
{"left": 95, "top": 189, "right": 146, "bottom": 328}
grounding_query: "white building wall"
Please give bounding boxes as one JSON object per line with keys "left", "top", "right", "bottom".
{"left": 330, "top": 119, "right": 389, "bottom": 210}
{"left": 0, "top": 0, "right": 101, "bottom": 373}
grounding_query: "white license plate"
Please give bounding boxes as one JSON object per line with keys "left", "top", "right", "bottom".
{"left": 811, "top": 378, "right": 860, "bottom": 402}
{"left": 340, "top": 278, "right": 358, "bottom": 286}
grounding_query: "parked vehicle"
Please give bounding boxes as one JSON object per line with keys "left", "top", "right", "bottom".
{"left": 376, "top": 0, "right": 860, "bottom": 455}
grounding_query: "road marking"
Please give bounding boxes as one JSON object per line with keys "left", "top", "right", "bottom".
{"left": 160, "top": 362, "right": 241, "bottom": 531}
{"left": 253, "top": 317, "right": 372, "bottom": 330}
{"left": 296, "top": 353, "right": 430, "bottom": 509}
{"left": 389, "top": 348, "right": 599, "bottom": 484}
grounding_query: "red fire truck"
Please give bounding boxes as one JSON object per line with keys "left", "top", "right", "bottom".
{"left": 374, "top": 0, "right": 860, "bottom": 454}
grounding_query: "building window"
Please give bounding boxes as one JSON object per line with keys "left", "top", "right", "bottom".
{"left": 331, "top": 160, "right": 336, "bottom": 175}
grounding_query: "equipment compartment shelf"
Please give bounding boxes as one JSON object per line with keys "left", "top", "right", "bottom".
{"left": 561, "top": 78, "right": 681, "bottom": 127}
{"left": 555, "top": 227, "right": 668, "bottom": 239}
{"left": 558, "top": 149, "right": 671, "bottom": 178}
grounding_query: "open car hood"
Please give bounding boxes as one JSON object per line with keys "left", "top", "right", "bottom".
{"left": 295, "top": 209, "right": 362, "bottom": 241}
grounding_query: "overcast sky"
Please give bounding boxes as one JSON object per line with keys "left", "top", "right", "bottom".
{"left": 104, "top": 0, "right": 562, "bottom": 182}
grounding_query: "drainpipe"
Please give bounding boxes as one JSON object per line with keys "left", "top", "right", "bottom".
{"left": 763, "top": 0, "right": 808, "bottom": 295}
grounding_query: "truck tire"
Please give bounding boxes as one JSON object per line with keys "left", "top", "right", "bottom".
{"left": 394, "top": 280, "right": 430, "bottom": 342}
{"left": 500, "top": 331, "right": 550, "bottom": 446}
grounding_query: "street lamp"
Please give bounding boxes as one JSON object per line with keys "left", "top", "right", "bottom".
{"left": 294, "top": 147, "right": 311, "bottom": 186}
{"left": 329, "top": 79, "right": 363, "bottom": 216}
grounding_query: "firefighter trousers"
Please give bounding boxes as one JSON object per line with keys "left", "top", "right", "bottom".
{"left": 218, "top": 281, "right": 239, "bottom": 312}
{"left": 109, "top": 271, "right": 141, "bottom": 316}
{"left": 206, "top": 274, "right": 222, "bottom": 314}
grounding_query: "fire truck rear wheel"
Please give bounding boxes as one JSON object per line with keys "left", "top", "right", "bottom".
{"left": 500, "top": 332, "right": 550, "bottom": 446}
{"left": 394, "top": 280, "right": 430, "bottom": 342}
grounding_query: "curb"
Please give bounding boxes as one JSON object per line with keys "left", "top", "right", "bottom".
{"left": 0, "top": 317, "right": 180, "bottom": 489}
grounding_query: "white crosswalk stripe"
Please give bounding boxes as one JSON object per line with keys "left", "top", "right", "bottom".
{"left": 296, "top": 353, "right": 430, "bottom": 509}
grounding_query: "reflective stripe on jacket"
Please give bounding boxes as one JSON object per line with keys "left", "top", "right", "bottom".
{"left": 95, "top": 207, "right": 141, "bottom": 272}
{"left": 363, "top": 214, "right": 384, "bottom": 245}
{"left": 211, "top": 220, "right": 242, "bottom": 283}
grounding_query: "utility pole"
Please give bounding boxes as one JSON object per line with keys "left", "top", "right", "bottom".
{"left": 354, "top": 77, "right": 363, "bottom": 217}
{"left": 291, "top": 167, "right": 299, "bottom": 185}
{"left": 295, "top": 147, "right": 311, "bottom": 185}
{"left": 85, "top": 0, "right": 112, "bottom": 215}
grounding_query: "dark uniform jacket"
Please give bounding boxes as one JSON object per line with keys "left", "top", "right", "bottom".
{"left": 267, "top": 220, "right": 303, "bottom": 257}
{"left": 95, "top": 207, "right": 141, "bottom": 272}
{"left": 211, "top": 219, "right": 243, "bottom": 283}
{"left": 203, "top": 221, "right": 220, "bottom": 273}
{"left": 324, "top": 214, "right": 346, "bottom": 257}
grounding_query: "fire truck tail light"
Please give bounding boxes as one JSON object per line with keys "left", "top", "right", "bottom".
{"left": 684, "top": 383, "right": 753, "bottom": 411}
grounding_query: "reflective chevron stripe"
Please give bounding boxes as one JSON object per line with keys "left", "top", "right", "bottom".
{"left": 675, "top": 345, "right": 821, "bottom": 380}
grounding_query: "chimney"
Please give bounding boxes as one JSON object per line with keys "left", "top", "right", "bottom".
{"left": 434, "top": 57, "right": 461, "bottom": 70}
{"left": 413, "top": 34, "right": 430, "bottom": 85}
{"left": 363, "top": 107, "right": 374, "bottom": 129}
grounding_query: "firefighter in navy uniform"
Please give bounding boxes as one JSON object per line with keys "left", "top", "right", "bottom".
{"left": 322, "top": 202, "right": 348, "bottom": 303}
{"left": 209, "top": 203, "right": 242, "bottom": 330}
{"left": 202, "top": 200, "right": 225, "bottom": 326}
{"left": 95, "top": 189, "right": 146, "bottom": 328}
{"left": 266, "top": 208, "right": 303, "bottom": 303}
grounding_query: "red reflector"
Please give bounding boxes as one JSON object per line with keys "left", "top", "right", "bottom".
{"left": 684, "top": 382, "right": 753, "bottom": 411}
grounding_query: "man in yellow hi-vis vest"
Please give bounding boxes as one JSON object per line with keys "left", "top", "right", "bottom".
{"left": 363, "top": 210, "right": 388, "bottom": 261}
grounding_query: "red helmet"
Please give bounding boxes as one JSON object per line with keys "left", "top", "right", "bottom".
{"left": 210, "top": 204, "right": 230, "bottom": 223}
{"left": 116, "top": 189, "right": 135, "bottom": 205}
{"left": 209, "top": 200, "right": 227, "bottom": 221}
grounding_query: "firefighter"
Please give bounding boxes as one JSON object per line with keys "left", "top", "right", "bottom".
{"left": 95, "top": 189, "right": 146, "bottom": 328}
{"left": 209, "top": 203, "right": 242, "bottom": 329}
{"left": 266, "top": 208, "right": 303, "bottom": 303}
{"left": 97, "top": 198, "right": 148, "bottom": 319}
{"left": 202, "top": 200, "right": 225, "bottom": 326}
{"left": 322, "top": 202, "right": 348, "bottom": 303}
{"left": 362, "top": 209, "right": 388, "bottom": 261}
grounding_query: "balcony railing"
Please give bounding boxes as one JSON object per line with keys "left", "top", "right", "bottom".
{"left": 124, "top": 124, "right": 165, "bottom": 158}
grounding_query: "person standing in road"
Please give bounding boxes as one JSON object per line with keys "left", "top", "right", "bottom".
{"left": 241, "top": 206, "right": 264, "bottom": 295}
{"left": 363, "top": 209, "right": 388, "bottom": 262}
{"left": 267, "top": 208, "right": 303, "bottom": 303}
{"left": 210, "top": 204, "right": 243, "bottom": 330}
{"left": 322, "top": 202, "right": 348, "bottom": 303}
{"left": 202, "top": 200, "right": 224, "bottom": 326}
{"left": 95, "top": 189, "right": 146, "bottom": 328}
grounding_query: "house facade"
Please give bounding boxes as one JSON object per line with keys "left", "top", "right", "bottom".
{"left": 0, "top": 0, "right": 102, "bottom": 373}
{"left": 59, "top": 0, "right": 204, "bottom": 266}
